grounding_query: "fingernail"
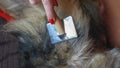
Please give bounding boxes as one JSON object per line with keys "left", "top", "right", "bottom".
{"left": 48, "top": 18, "right": 55, "bottom": 24}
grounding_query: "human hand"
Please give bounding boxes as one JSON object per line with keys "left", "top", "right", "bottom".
{"left": 29, "top": 0, "right": 64, "bottom": 34}
{"left": 29, "top": 0, "right": 58, "bottom": 24}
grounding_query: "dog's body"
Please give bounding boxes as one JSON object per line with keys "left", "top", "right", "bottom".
{"left": 0, "top": 0, "right": 120, "bottom": 68}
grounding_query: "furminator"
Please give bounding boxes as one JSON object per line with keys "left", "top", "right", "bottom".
{"left": 47, "top": 16, "right": 78, "bottom": 44}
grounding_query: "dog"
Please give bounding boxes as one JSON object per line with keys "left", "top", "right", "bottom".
{"left": 1, "top": 0, "right": 120, "bottom": 68}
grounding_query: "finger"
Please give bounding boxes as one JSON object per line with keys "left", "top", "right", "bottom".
{"left": 42, "top": 0, "right": 57, "bottom": 22}
{"left": 29, "top": 0, "right": 41, "bottom": 5}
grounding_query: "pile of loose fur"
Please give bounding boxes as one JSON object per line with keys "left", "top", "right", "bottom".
{"left": 0, "top": 0, "right": 120, "bottom": 68}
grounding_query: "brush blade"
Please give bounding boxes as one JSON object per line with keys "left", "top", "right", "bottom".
{"left": 47, "top": 16, "right": 77, "bottom": 44}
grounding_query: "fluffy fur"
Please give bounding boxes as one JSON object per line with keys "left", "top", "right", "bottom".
{"left": 1, "top": 0, "right": 120, "bottom": 68}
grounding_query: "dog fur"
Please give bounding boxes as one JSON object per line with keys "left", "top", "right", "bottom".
{"left": 1, "top": 0, "right": 120, "bottom": 68}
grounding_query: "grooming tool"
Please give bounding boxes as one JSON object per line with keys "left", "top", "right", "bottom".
{"left": 47, "top": 16, "right": 77, "bottom": 44}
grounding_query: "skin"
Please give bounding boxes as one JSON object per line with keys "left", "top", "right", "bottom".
{"left": 100, "top": 0, "right": 120, "bottom": 47}
{"left": 29, "top": 0, "right": 57, "bottom": 22}
{"left": 29, "top": 0, "right": 64, "bottom": 35}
